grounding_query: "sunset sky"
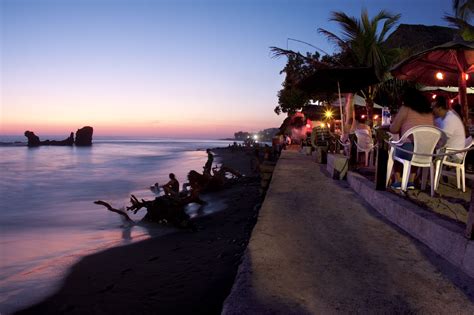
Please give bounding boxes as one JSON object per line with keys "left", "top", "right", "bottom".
{"left": 1, "top": 0, "right": 452, "bottom": 139}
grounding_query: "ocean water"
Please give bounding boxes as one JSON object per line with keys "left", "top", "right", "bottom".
{"left": 0, "top": 139, "right": 235, "bottom": 314}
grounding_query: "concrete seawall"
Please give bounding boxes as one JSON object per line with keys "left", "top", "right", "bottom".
{"left": 347, "top": 171, "right": 474, "bottom": 279}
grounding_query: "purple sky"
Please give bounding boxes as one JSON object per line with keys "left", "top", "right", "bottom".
{"left": 1, "top": 0, "right": 453, "bottom": 138}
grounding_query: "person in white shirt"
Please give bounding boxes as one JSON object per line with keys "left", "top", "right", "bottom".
{"left": 432, "top": 96, "right": 466, "bottom": 161}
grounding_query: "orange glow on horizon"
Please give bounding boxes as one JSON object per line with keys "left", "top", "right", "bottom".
{"left": 0, "top": 119, "right": 277, "bottom": 139}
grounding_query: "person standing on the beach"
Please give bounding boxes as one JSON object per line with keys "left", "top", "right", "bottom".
{"left": 204, "top": 149, "right": 214, "bottom": 175}
{"left": 162, "top": 173, "right": 179, "bottom": 197}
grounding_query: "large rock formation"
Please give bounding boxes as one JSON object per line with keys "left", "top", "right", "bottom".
{"left": 75, "top": 126, "right": 93, "bottom": 146}
{"left": 42, "top": 132, "right": 74, "bottom": 146}
{"left": 24, "top": 131, "right": 41, "bottom": 147}
{"left": 24, "top": 131, "right": 74, "bottom": 146}
{"left": 23, "top": 127, "right": 93, "bottom": 147}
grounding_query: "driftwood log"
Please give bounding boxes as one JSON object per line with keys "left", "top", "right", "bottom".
{"left": 95, "top": 165, "right": 243, "bottom": 229}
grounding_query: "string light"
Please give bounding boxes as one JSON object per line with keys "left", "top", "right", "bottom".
{"left": 436, "top": 72, "right": 444, "bottom": 80}
{"left": 432, "top": 94, "right": 437, "bottom": 99}
{"left": 374, "top": 115, "right": 379, "bottom": 119}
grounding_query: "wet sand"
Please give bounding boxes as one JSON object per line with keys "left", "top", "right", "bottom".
{"left": 16, "top": 147, "right": 262, "bottom": 315}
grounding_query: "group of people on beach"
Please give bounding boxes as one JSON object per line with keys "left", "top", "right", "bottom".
{"left": 152, "top": 149, "right": 215, "bottom": 201}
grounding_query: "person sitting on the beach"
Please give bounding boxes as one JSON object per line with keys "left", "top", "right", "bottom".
{"left": 162, "top": 173, "right": 179, "bottom": 197}
{"left": 432, "top": 95, "right": 466, "bottom": 162}
{"left": 150, "top": 182, "right": 161, "bottom": 194}
{"left": 203, "top": 149, "right": 214, "bottom": 175}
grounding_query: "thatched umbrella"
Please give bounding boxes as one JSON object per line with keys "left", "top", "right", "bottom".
{"left": 391, "top": 39, "right": 474, "bottom": 126}
{"left": 298, "top": 67, "right": 379, "bottom": 133}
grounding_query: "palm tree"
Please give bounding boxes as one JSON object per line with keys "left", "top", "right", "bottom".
{"left": 444, "top": 0, "right": 474, "bottom": 41}
{"left": 318, "top": 9, "right": 401, "bottom": 125}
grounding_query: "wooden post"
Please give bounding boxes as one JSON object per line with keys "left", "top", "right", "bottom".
{"left": 459, "top": 70, "right": 469, "bottom": 128}
{"left": 349, "top": 134, "right": 357, "bottom": 170}
{"left": 466, "top": 180, "right": 474, "bottom": 239}
{"left": 375, "top": 128, "right": 390, "bottom": 191}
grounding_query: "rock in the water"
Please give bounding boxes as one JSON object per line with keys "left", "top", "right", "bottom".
{"left": 24, "top": 130, "right": 40, "bottom": 147}
{"left": 24, "top": 131, "right": 75, "bottom": 146}
{"left": 75, "top": 126, "right": 93, "bottom": 146}
{"left": 42, "top": 132, "right": 74, "bottom": 146}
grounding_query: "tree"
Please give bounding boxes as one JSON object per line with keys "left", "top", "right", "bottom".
{"left": 269, "top": 50, "right": 322, "bottom": 115}
{"left": 444, "top": 0, "right": 474, "bottom": 41}
{"left": 318, "top": 9, "right": 401, "bottom": 125}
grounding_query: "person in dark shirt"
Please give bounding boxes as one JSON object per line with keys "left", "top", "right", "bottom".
{"left": 162, "top": 173, "right": 179, "bottom": 197}
{"left": 203, "top": 149, "right": 214, "bottom": 175}
{"left": 311, "top": 124, "right": 331, "bottom": 147}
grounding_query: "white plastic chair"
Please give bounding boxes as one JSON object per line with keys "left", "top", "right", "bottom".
{"left": 434, "top": 136, "right": 473, "bottom": 192}
{"left": 386, "top": 125, "right": 445, "bottom": 196}
{"left": 354, "top": 129, "right": 375, "bottom": 166}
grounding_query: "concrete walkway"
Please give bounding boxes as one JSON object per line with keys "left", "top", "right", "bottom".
{"left": 223, "top": 151, "right": 474, "bottom": 314}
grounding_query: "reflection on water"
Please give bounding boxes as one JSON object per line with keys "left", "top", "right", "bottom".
{"left": 0, "top": 139, "right": 233, "bottom": 314}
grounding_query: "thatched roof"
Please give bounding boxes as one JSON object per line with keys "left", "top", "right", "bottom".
{"left": 384, "top": 24, "right": 458, "bottom": 57}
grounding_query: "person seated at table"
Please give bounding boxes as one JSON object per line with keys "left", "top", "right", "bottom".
{"left": 340, "top": 116, "right": 372, "bottom": 154}
{"left": 388, "top": 87, "right": 434, "bottom": 190}
{"left": 432, "top": 96, "right": 466, "bottom": 162}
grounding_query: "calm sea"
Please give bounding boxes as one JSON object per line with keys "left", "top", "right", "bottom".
{"left": 0, "top": 138, "right": 236, "bottom": 314}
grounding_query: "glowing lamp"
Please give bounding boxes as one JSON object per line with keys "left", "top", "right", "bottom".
{"left": 361, "top": 114, "right": 366, "bottom": 119}
{"left": 374, "top": 115, "right": 379, "bottom": 119}
{"left": 450, "top": 99, "right": 454, "bottom": 103}
{"left": 432, "top": 94, "right": 437, "bottom": 99}
{"left": 324, "top": 110, "right": 333, "bottom": 119}
{"left": 436, "top": 72, "right": 444, "bottom": 80}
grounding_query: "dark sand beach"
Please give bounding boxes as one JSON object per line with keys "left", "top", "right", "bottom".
{"left": 16, "top": 147, "right": 262, "bottom": 315}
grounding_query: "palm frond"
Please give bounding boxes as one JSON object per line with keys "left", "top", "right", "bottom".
{"left": 444, "top": 15, "right": 474, "bottom": 40}
{"left": 455, "top": 0, "right": 474, "bottom": 20}
{"left": 378, "top": 14, "right": 401, "bottom": 42}
{"left": 329, "top": 11, "right": 361, "bottom": 41}
{"left": 317, "top": 28, "right": 350, "bottom": 52}
{"left": 269, "top": 46, "right": 329, "bottom": 70}
{"left": 269, "top": 47, "right": 305, "bottom": 59}
{"left": 361, "top": 9, "right": 372, "bottom": 36}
